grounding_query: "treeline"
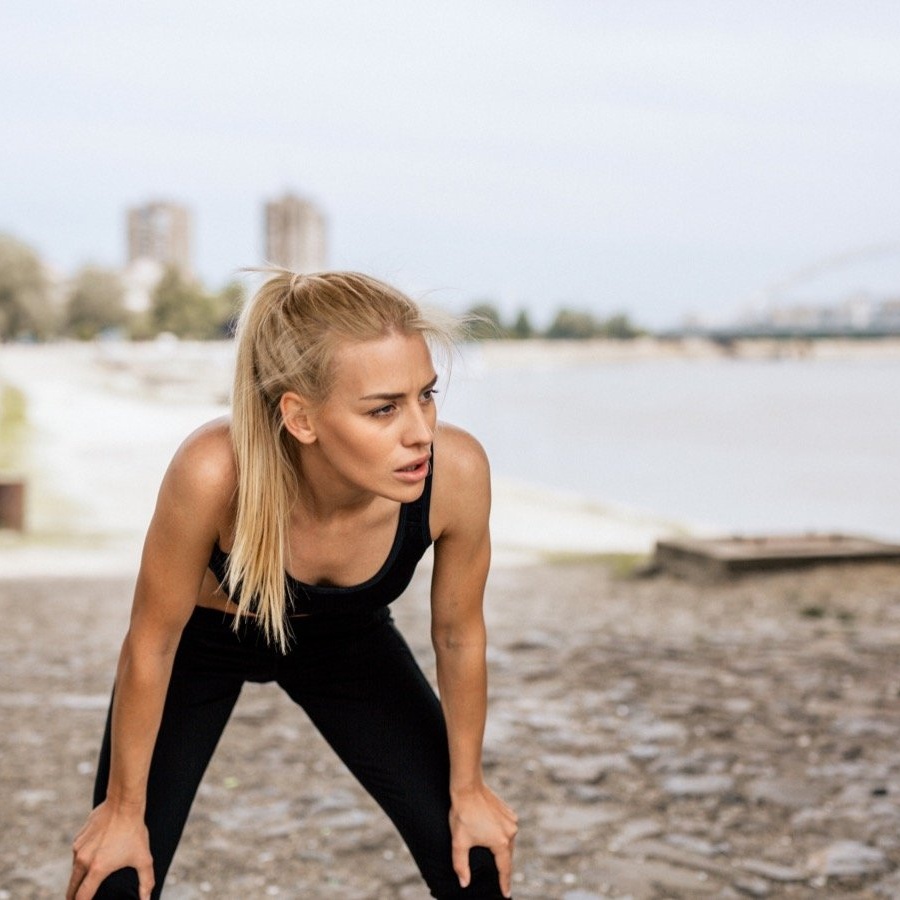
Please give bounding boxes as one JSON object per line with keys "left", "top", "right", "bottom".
{"left": 0, "top": 234, "right": 242, "bottom": 342}
{"left": 465, "top": 302, "right": 643, "bottom": 340}
{"left": 2, "top": 233, "right": 644, "bottom": 343}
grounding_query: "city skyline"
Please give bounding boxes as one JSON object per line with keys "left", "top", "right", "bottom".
{"left": 117, "top": 191, "right": 327, "bottom": 278}
{"left": 3, "top": 1, "right": 900, "bottom": 327}
{"left": 10, "top": 187, "right": 900, "bottom": 333}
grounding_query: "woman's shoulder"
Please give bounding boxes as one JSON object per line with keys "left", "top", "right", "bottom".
{"left": 163, "top": 416, "right": 237, "bottom": 507}
{"left": 433, "top": 422, "right": 489, "bottom": 479}
{"left": 430, "top": 423, "right": 490, "bottom": 539}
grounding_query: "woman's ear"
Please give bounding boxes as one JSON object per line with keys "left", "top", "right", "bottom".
{"left": 280, "top": 392, "right": 317, "bottom": 444}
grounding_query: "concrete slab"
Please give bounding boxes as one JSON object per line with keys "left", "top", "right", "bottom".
{"left": 653, "top": 533, "right": 900, "bottom": 579}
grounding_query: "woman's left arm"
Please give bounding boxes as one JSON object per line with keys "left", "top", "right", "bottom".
{"left": 430, "top": 426, "right": 518, "bottom": 897}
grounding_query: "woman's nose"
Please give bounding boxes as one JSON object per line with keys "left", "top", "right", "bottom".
{"left": 404, "top": 404, "right": 434, "bottom": 445}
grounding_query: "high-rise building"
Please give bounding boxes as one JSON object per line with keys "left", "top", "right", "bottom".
{"left": 126, "top": 201, "right": 192, "bottom": 275}
{"left": 264, "top": 193, "right": 326, "bottom": 273}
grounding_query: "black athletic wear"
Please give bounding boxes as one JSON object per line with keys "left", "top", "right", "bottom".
{"left": 91, "top": 467, "right": 506, "bottom": 898}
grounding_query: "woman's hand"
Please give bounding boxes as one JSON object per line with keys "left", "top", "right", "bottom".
{"left": 449, "top": 783, "right": 518, "bottom": 897}
{"left": 67, "top": 800, "right": 155, "bottom": 900}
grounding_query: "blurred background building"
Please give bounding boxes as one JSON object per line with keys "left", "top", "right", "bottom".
{"left": 264, "top": 193, "right": 327, "bottom": 273}
{"left": 126, "top": 201, "right": 192, "bottom": 274}
{"left": 124, "top": 201, "right": 192, "bottom": 312}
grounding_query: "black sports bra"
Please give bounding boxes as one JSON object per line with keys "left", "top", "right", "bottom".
{"left": 207, "top": 467, "right": 433, "bottom": 616}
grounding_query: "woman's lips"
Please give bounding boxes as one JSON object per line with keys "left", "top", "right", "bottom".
{"left": 394, "top": 458, "right": 430, "bottom": 481}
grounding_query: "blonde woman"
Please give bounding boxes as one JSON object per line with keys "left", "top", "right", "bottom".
{"left": 67, "top": 272, "right": 517, "bottom": 899}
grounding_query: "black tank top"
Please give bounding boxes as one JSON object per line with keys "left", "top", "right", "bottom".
{"left": 207, "top": 468, "right": 433, "bottom": 616}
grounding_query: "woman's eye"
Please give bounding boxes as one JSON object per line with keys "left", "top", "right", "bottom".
{"left": 422, "top": 388, "right": 439, "bottom": 402}
{"left": 369, "top": 405, "right": 395, "bottom": 417}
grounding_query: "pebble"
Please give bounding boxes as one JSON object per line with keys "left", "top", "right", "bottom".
{"left": 806, "top": 840, "right": 890, "bottom": 877}
{"left": 736, "top": 859, "right": 807, "bottom": 882}
{"left": 745, "top": 776, "right": 826, "bottom": 809}
{"left": 662, "top": 774, "right": 735, "bottom": 796}
{"left": 608, "top": 818, "right": 664, "bottom": 850}
{"left": 541, "top": 753, "right": 630, "bottom": 784}
{"left": 627, "top": 719, "right": 688, "bottom": 743}
{"left": 731, "top": 875, "right": 771, "bottom": 897}
{"left": 536, "top": 804, "right": 624, "bottom": 832}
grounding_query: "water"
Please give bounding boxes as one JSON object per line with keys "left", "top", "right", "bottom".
{"left": 439, "top": 351, "right": 900, "bottom": 541}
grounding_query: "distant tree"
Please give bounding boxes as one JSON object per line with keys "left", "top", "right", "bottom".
{"left": 510, "top": 309, "right": 534, "bottom": 339}
{"left": 465, "top": 302, "right": 505, "bottom": 340}
{"left": 64, "top": 266, "right": 129, "bottom": 339}
{"left": 0, "top": 234, "right": 55, "bottom": 341}
{"left": 212, "top": 280, "right": 246, "bottom": 337}
{"left": 148, "top": 267, "right": 222, "bottom": 339}
{"left": 599, "top": 312, "right": 642, "bottom": 340}
{"left": 544, "top": 308, "right": 599, "bottom": 339}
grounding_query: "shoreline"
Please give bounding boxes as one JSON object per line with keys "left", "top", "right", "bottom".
{"left": 0, "top": 343, "right": 688, "bottom": 580}
{"left": 469, "top": 334, "right": 900, "bottom": 368}
{"left": 3, "top": 337, "right": 897, "bottom": 579}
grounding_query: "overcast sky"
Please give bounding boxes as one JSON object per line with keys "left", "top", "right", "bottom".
{"left": 3, "top": 1, "right": 900, "bottom": 326}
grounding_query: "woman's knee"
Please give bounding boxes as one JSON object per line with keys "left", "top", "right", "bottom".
{"left": 91, "top": 868, "right": 143, "bottom": 900}
{"left": 425, "top": 846, "right": 507, "bottom": 899}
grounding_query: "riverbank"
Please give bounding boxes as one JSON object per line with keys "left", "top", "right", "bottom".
{"left": 469, "top": 334, "right": 900, "bottom": 369}
{"left": 2, "top": 559, "right": 899, "bottom": 898}
{"left": 0, "top": 342, "right": 684, "bottom": 579}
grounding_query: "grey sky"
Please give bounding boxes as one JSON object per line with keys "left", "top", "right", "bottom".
{"left": 3, "top": 0, "right": 900, "bottom": 326}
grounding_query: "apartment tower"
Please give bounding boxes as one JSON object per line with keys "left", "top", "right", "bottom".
{"left": 264, "top": 193, "right": 327, "bottom": 273}
{"left": 126, "top": 201, "right": 192, "bottom": 275}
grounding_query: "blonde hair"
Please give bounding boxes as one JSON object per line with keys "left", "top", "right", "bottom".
{"left": 229, "top": 270, "right": 458, "bottom": 650}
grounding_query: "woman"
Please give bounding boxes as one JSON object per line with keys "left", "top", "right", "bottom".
{"left": 67, "top": 271, "right": 517, "bottom": 899}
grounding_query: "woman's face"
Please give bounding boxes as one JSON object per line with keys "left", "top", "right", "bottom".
{"left": 302, "top": 331, "right": 438, "bottom": 502}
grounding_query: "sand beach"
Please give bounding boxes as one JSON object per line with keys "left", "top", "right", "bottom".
{"left": 1, "top": 343, "right": 899, "bottom": 898}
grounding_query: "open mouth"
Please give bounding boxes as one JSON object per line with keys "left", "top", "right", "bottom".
{"left": 396, "top": 458, "right": 430, "bottom": 475}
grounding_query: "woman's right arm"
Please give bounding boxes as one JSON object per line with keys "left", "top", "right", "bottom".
{"left": 67, "top": 421, "right": 235, "bottom": 900}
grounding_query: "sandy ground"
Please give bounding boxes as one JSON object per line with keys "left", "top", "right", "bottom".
{"left": 2, "top": 559, "right": 900, "bottom": 899}
{"left": 3, "top": 343, "right": 900, "bottom": 898}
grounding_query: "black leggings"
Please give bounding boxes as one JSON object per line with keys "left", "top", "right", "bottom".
{"left": 92, "top": 605, "right": 504, "bottom": 899}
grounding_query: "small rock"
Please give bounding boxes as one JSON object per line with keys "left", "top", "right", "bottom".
{"left": 806, "top": 840, "right": 889, "bottom": 877}
{"left": 165, "top": 885, "right": 204, "bottom": 899}
{"left": 316, "top": 808, "right": 374, "bottom": 830}
{"left": 731, "top": 875, "right": 771, "bottom": 897}
{"left": 629, "top": 743, "right": 661, "bottom": 761}
{"left": 662, "top": 774, "right": 734, "bottom": 797}
{"left": 541, "top": 754, "right": 608, "bottom": 784}
{"left": 609, "top": 818, "right": 664, "bottom": 850}
{"left": 628, "top": 719, "right": 688, "bottom": 743}
{"left": 15, "top": 788, "right": 57, "bottom": 809}
{"left": 723, "top": 697, "right": 755, "bottom": 715}
{"left": 543, "top": 837, "right": 583, "bottom": 858}
{"left": 537, "top": 803, "right": 624, "bottom": 832}
{"left": 833, "top": 716, "right": 898, "bottom": 738}
{"left": 746, "top": 777, "right": 825, "bottom": 809}
{"left": 736, "top": 859, "right": 806, "bottom": 882}
{"left": 666, "top": 833, "right": 729, "bottom": 856}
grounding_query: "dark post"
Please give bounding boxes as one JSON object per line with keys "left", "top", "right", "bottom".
{"left": 0, "top": 479, "right": 25, "bottom": 531}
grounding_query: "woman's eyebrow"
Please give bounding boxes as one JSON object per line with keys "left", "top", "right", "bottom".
{"left": 359, "top": 374, "right": 438, "bottom": 401}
